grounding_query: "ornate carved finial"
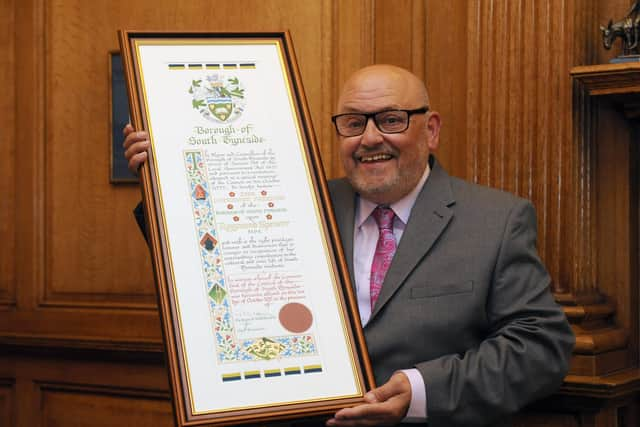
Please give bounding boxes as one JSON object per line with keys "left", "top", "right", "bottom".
{"left": 600, "top": 0, "right": 640, "bottom": 61}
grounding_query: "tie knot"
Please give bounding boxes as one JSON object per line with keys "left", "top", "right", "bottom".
{"left": 372, "top": 206, "right": 395, "bottom": 230}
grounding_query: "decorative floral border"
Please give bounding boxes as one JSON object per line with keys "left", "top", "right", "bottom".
{"left": 183, "top": 150, "right": 318, "bottom": 363}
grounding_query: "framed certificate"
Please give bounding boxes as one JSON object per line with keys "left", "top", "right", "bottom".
{"left": 118, "top": 31, "right": 374, "bottom": 426}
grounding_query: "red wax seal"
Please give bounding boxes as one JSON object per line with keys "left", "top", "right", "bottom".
{"left": 227, "top": 204, "right": 234, "bottom": 209}
{"left": 233, "top": 216, "right": 239, "bottom": 222}
{"left": 279, "top": 303, "right": 313, "bottom": 333}
{"left": 229, "top": 191, "right": 236, "bottom": 197}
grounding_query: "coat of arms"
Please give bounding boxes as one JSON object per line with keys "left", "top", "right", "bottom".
{"left": 190, "top": 73, "right": 246, "bottom": 123}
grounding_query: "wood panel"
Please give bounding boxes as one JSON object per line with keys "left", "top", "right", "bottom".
{"left": 373, "top": 0, "right": 425, "bottom": 75}
{"left": 513, "top": 412, "right": 579, "bottom": 427}
{"left": 596, "top": 103, "right": 638, "bottom": 365}
{"left": 41, "top": 387, "right": 173, "bottom": 427}
{"left": 1, "top": 0, "right": 162, "bottom": 347}
{"left": 0, "top": 0, "right": 16, "bottom": 307}
{"left": 0, "top": 380, "right": 15, "bottom": 427}
{"left": 13, "top": 0, "right": 46, "bottom": 317}
{"left": 424, "top": 0, "right": 469, "bottom": 179}
{"left": 464, "top": 0, "right": 594, "bottom": 289}
{"left": 0, "top": 353, "right": 170, "bottom": 427}
{"left": 568, "top": 63, "right": 640, "bottom": 377}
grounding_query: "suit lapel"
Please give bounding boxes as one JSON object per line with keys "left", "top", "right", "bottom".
{"left": 329, "top": 179, "right": 357, "bottom": 287}
{"left": 369, "top": 159, "right": 456, "bottom": 321}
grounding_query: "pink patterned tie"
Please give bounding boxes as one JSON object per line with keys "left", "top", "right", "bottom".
{"left": 370, "top": 206, "right": 397, "bottom": 309}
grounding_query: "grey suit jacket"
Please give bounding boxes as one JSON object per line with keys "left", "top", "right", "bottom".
{"left": 327, "top": 157, "right": 574, "bottom": 427}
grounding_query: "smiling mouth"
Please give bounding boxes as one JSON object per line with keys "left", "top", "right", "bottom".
{"left": 358, "top": 153, "right": 393, "bottom": 163}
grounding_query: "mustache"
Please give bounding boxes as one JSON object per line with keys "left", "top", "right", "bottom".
{"left": 353, "top": 145, "right": 397, "bottom": 159}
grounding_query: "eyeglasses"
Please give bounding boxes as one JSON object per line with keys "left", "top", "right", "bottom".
{"left": 331, "top": 106, "right": 429, "bottom": 137}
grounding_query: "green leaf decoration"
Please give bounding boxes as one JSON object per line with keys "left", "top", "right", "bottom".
{"left": 219, "top": 87, "right": 232, "bottom": 98}
{"left": 230, "top": 89, "right": 244, "bottom": 98}
{"left": 192, "top": 99, "right": 206, "bottom": 109}
{"left": 208, "top": 284, "right": 226, "bottom": 304}
{"left": 229, "top": 77, "right": 239, "bottom": 85}
{"left": 192, "top": 79, "right": 202, "bottom": 87}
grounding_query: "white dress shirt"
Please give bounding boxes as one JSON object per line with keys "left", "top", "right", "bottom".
{"left": 353, "top": 163, "right": 431, "bottom": 422}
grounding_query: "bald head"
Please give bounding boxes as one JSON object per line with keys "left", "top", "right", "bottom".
{"left": 334, "top": 64, "right": 441, "bottom": 204}
{"left": 337, "top": 65, "right": 430, "bottom": 113}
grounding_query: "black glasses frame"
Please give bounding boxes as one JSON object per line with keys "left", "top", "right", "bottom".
{"left": 331, "top": 106, "right": 429, "bottom": 137}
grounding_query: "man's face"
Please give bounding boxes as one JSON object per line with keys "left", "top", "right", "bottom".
{"left": 336, "top": 67, "right": 440, "bottom": 204}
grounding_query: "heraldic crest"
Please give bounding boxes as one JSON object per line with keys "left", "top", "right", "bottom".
{"left": 190, "top": 73, "right": 246, "bottom": 123}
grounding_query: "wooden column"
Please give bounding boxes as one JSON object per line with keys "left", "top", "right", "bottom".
{"left": 564, "top": 63, "right": 640, "bottom": 376}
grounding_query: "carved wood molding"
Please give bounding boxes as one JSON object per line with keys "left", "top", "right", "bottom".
{"left": 0, "top": 333, "right": 164, "bottom": 359}
{"left": 555, "top": 62, "right": 640, "bottom": 378}
{"left": 571, "top": 63, "right": 640, "bottom": 119}
{"left": 540, "top": 370, "right": 640, "bottom": 427}
{"left": 38, "top": 381, "right": 170, "bottom": 400}
{"left": 562, "top": 369, "right": 640, "bottom": 399}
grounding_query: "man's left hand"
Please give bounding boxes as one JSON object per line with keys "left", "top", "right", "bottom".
{"left": 326, "top": 372, "right": 412, "bottom": 426}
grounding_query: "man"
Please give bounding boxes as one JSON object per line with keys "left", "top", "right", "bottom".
{"left": 124, "top": 65, "right": 574, "bottom": 426}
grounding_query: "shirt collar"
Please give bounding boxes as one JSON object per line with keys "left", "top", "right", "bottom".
{"left": 355, "top": 161, "right": 431, "bottom": 228}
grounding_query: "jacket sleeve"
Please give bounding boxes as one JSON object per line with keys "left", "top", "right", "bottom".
{"left": 417, "top": 200, "right": 575, "bottom": 426}
{"left": 133, "top": 201, "right": 149, "bottom": 243}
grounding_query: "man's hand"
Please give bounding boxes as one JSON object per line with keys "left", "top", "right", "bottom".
{"left": 326, "top": 372, "right": 412, "bottom": 426}
{"left": 122, "top": 123, "right": 150, "bottom": 174}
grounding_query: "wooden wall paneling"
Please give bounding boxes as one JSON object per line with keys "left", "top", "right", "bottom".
{"left": 464, "top": 0, "right": 586, "bottom": 286}
{"left": 40, "top": 386, "right": 173, "bottom": 427}
{"left": 591, "top": 0, "right": 640, "bottom": 371}
{"left": 512, "top": 412, "right": 579, "bottom": 427}
{"left": 558, "top": 0, "right": 599, "bottom": 298}
{"left": 301, "top": 0, "right": 336, "bottom": 181}
{"left": 13, "top": 0, "right": 45, "bottom": 316}
{"left": 0, "top": 379, "right": 15, "bottom": 427}
{"left": 566, "top": 63, "right": 640, "bottom": 379}
{"left": 328, "top": 0, "right": 375, "bottom": 179}
{"left": 0, "top": 353, "right": 171, "bottom": 427}
{"left": 4, "top": 0, "right": 165, "bottom": 350}
{"left": 0, "top": 0, "right": 16, "bottom": 308}
{"left": 423, "top": 0, "right": 468, "bottom": 179}
{"left": 595, "top": 103, "right": 638, "bottom": 366}
{"left": 373, "top": 0, "right": 425, "bottom": 75}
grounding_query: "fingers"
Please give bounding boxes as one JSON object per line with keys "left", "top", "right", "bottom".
{"left": 368, "top": 372, "right": 411, "bottom": 403}
{"left": 327, "top": 400, "right": 404, "bottom": 427}
{"left": 326, "top": 373, "right": 412, "bottom": 426}
{"left": 122, "top": 126, "right": 148, "bottom": 150}
{"left": 122, "top": 124, "right": 150, "bottom": 174}
{"left": 122, "top": 123, "right": 134, "bottom": 137}
{"left": 329, "top": 402, "right": 390, "bottom": 425}
{"left": 127, "top": 150, "right": 149, "bottom": 174}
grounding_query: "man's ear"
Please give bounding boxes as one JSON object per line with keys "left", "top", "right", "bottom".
{"left": 426, "top": 111, "right": 441, "bottom": 151}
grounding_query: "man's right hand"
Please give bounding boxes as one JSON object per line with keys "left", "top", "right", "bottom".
{"left": 122, "top": 123, "right": 150, "bottom": 174}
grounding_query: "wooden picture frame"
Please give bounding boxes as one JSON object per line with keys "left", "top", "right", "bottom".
{"left": 118, "top": 31, "right": 374, "bottom": 426}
